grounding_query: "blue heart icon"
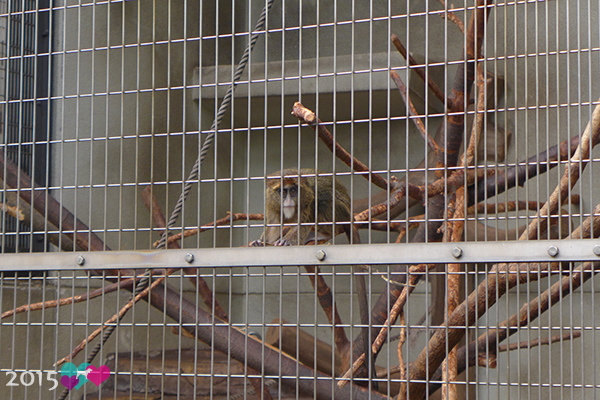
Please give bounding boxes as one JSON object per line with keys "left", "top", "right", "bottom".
{"left": 60, "top": 362, "right": 78, "bottom": 377}
{"left": 74, "top": 363, "right": 91, "bottom": 390}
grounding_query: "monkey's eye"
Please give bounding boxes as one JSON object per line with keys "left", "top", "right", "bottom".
{"left": 289, "top": 186, "right": 298, "bottom": 197}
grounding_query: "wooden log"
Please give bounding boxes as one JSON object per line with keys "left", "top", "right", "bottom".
{"left": 265, "top": 318, "right": 342, "bottom": 377}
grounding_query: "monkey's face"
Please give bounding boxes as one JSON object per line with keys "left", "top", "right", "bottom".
{"left": 278, "top": 183, "right": 298, "bottom": 221}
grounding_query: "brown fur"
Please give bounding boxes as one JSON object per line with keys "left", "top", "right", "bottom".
{"left": 259, "top": 168, "right": 353, "bottom": 246}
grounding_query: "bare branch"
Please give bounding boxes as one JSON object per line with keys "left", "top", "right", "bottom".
{"left": 292, "top": 101, "right": 391, "bottom": 190}
{"left": 438, "top": 0, "right": 465, "bottom": 33}
{"left": 390, "top": 70, "right": 441, "bottom": 154}
{"left": 391, "top": 34, "right": 448, "bottom": 106}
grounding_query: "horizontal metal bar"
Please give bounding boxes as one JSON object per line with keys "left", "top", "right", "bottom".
{"left": 1, "top": 240, "right": 600, "bottom": 271}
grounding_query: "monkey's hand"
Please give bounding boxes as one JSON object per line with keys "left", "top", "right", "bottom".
{"left": 249, "top": 239, "right": 266, "bottom": 247}
{"left": 273, "top": 239, "right": 292, "bottom": 246}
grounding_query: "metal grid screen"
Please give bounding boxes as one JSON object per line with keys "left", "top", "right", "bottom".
{"left": 1, "top": 1, "right": 600, "bottom": 399}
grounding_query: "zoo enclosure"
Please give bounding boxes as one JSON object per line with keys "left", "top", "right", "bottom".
{"left": 1, "top": 1, "right": 600, "bottom": 399}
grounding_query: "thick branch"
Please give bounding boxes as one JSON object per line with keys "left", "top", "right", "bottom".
{"left": 150, "top": 282, "right": 390, "bottom": 400}
{"left": 469, "top": 134, "right": 581, "bottom": 204}
{"left": 142, "top": 186, "right": 229, "bottom": 321}
{"left": 304, "top": 265, "right": 351, "bottom": 367}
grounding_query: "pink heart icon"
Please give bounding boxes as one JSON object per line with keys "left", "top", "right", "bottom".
{"left": 86, "top": 365, "right": 110, "bottom": 386}
{"left": 61, "top": 375, "right": 79, "bottom": 390}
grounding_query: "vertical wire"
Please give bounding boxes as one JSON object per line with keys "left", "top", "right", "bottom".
{"left": 211, "top": 1, "right": 220, "bottom": 249}
{"left": 56, "top": 0, "right": 67, "bottom": 255}
{"left": 225, "top": 4, "right": 233, "bottom": 398}
{"left": 508, "top": 3, "right": 518, "bottom": 398}
{"left": 88, "top": 0, "right": 97, "bottom": 255}
{"left": 313, "top": 1, "right": 321, "bottom": 383}
{"left": 295, "top": 263, "right": 301, "bottom": 396}
{"left": 180, "top": 0, "right": 189, "bottom": 396}
{"left": 245, "top": 0, "right": 252, "bottom": 248}
{"left": 133, "top": 0, "right": 141, "bottom": 251}
{"left": 53, "top": 0, "right": 68, "bottom": 392}
{"left": 16, "top": 5, "right": 30, "bottom": 398}
{"left": 295, "top": 1, "right": 301, "bottom": 392}
{"left": 28, "top": 0, "right": 38, "bottom": 252}
{"left": 585, "top": 1, "right": 595, "bottom": 397}
{"left": 572, "top": 4, "right": 581, "bottom": 398}
{"left": 228, "top": 1, "right": 235, "bottom": 249}
{"left": 539, "top": 0, "right": 550, "bottom": 392}
{"left": 367, "top": 1, "right": 374, "bottom": 390}
{"left": 331, "top": 0, "right": 338, "bottom": 394}
{"left": 276, "top": 1, "right": 284, "bottom": 393}
{"left": 402, "top": 2, "right": 410, "bottom": 391}
{"left": 296, "top": 0, "right": 302, "bottom": 246}
{"left": 121, "top": 0, "right": 136, "bottom": 395}
{"left": 117, "top": 0, "right": 126, "bottom": 250}
{"left": 43, "top": 0, "right": 53, "bottom": 256}
{"left": 8, "top": 268, "right": 17, "bottom": 398}
{"left": 315, "top": 0, "right": 320, "bottom": 243}
{"left": 0, "top": 0, "right": 5, "bottom": 255}
{"left": 235, "top": 4, "right": 243, "bottom": 396}
{"left": 277, "top": 265, "right": 283, "bottom": 397}
{"left": 85, "top": 0, "right": 96, "bottom": 376}
{"left": 348, "top": 0, "right": 356, "bottom": 387}
{"left": 385, "top": 0, "right": 391, "bottom": 246}
{"left": 13, "top": 0, "right": 24, "bottom": 255}
{"left": 139, "top": 0, "right": 153, "bottom": 396}
{"left": 176, "top": 0, "right": 187, "bottom": 389}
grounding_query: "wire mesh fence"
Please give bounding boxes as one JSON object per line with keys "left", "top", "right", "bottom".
{"left": 1, "top": 0, "right": 600, "bottom": 399}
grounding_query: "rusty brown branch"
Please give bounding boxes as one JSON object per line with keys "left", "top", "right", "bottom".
{"left": 291, "top": 101, "right": 390, "bottom": 190}
{"left": 520, "top": 98, "right": 600, "bottom": 241}
{"left": 354, "top": 181, "right": 423, "bottom": 223}
{"left": 390, "top": 70, "right": 441, "bottom": 155}
{"left": 304, "top": 265, "right": 351, "bottom": 368}
{"left": 390, "top": 34, "right": 448, "bottom": 106}
{"left": 439, "top": 0, "right": 465, "bottom": 33}
{"left": 442, "top": 187, "right": 466, "bottom": 400}
{"left": 153, "top": 284, "right": 389, "bottom": 400}
{"left": 142, "top": 186, "right": 168, "bottom": 238}
{"left": 461, "top": 62, "right": 487, "bottom": 167}
{"left": 55, "top": 273, "right": 169, "bottom": 367}
{"left": 498, "top": 332, "right": 582, "bottom": 353}
{"left": 1, "top": 278, "right": 136, "bottom": 320}
{"left": 434, "top": 0, "right": 493, "bottom": 173}
{"left": 338, "top": 263, "right": 436, "bottom": 386}
{"left": 404, "top": 202, "right": 600, "bottom": 400}
{"left": 429, "top": 259, "right": 594, "bottom": 395}
{"left": 143, "top": 186, "right": 229, "bottom": 321}
{"left": 397, "top": 312, "right": 407, "bottom": 381}
{"left": 467, "top": 200, "right": 545, "bottom": 215}
{"left": 0, "top": 151, "right": 112, "bottom": 260}
{"left": 154, "top": 212, "right": 264, "bottom": 248}
{"left": 0, "top": 202, "right": 24, "bottom": 220}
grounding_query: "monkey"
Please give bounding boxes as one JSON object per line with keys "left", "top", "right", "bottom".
{"left": 251, "top": 169, "right": 374, "bottom": 382}
{"left": 251, "top": 168, "right": 355, "bottom": 247}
